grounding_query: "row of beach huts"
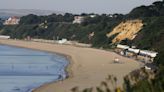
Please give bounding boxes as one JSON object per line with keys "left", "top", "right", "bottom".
{"left": 115, "top": 44, "right": 158, "bottom": 63}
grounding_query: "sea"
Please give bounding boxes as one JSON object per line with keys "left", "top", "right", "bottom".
{"left": 0, "top": 45, "right": 69, "bottom": 92}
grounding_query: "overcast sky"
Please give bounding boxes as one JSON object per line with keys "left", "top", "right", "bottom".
{"left": 0, "top": 0, "right": 161, "bottom": 14}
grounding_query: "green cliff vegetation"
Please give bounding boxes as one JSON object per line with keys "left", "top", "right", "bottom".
{"left": 0, "top": 13, "right": 124, "bottom": 48}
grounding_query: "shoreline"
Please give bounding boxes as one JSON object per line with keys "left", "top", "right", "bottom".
{"left": 0, "top": 41, "right": 74, "bottom": 92}
{"left": 0, "top": 39, "right": 141, "bottom": 92}
{"left": 0, "top": 41, "right": 75, "bottom": 91}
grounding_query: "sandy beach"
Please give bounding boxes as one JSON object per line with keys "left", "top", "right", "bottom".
{"left": 0, "top": 39, "right": 140, "bottom": 92}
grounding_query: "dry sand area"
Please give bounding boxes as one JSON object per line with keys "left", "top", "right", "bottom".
{"left": 0, "top": 39, "right": 140, "bottom": 92}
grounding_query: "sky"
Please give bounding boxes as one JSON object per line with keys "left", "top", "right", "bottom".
{"left": 0, "top": 0, "right": 161, "bottom": 14}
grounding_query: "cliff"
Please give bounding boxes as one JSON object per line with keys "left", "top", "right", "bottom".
{"left": 107, "top": 19, "right": 143, "bottom": 43}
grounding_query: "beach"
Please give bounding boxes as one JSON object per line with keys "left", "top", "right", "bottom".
{"left": 0, "top": 39, "right": 140, "bottom": 92}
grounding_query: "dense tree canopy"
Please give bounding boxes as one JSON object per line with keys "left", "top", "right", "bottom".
{"left": 0, "top": 13, "right": 124, "bottom": 48}
{"left": 127, "top": 0, "right": 164, "bottom": 19}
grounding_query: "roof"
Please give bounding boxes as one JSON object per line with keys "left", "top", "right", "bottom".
{"left": 140, "top": 50, "right": 158, "bottom": 58}
{"left": 116, "top": 44, "right": 158, "bottom": 58}
{"left": 128, "top": 48, "right": 140, "bottom": 53}
{"left": 117, "top": 44, "right": 129, "bottom": 49}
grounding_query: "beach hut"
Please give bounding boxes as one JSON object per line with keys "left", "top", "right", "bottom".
{"left": 58, "top": 39, "right": 67, "bottom": 44}
{"left": 117, "top": 44, "right": 129, "bottom": 49}
{"left": 127, "top": 48, "right": 140, "bottom": 58}
{"left": 139, "top": 50, "right": 158, "bottom": 62}
{"left": 0, "top": 35, "right": 10, "bottom": 39}
{"left": 128, "top": 48, "right": 140, "bottom": 53}
{"left": 116, "top": 44, "right": 129, "bottom": 56}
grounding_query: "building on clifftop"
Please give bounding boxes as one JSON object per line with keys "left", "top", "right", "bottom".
{"left": 3, "top": 16, "right": 20, "bottom": 25}
{"left": 73, "top": 16, "right": 85, "bottom": 24}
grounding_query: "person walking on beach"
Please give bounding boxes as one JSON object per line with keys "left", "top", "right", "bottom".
{"left": 58, "top": 75, "right": 64, "bottom": 84}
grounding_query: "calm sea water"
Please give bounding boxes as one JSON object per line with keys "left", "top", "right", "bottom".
{"left": 0, "top": 45, "right": 69, "bottom": 92}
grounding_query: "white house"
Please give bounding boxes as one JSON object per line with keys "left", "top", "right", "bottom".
{"left": 3, "top": 16, "right": 20, "bottom": 25}
{"left": 73, "top": 16, "right": 85, "bottom": 24}
{"left": 90, "top": 15, "right": 96, "bottom": 18}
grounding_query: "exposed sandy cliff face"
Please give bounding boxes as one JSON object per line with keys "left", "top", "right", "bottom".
{"left": 107, "top": 19, "right": 143, "bottom": 43}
